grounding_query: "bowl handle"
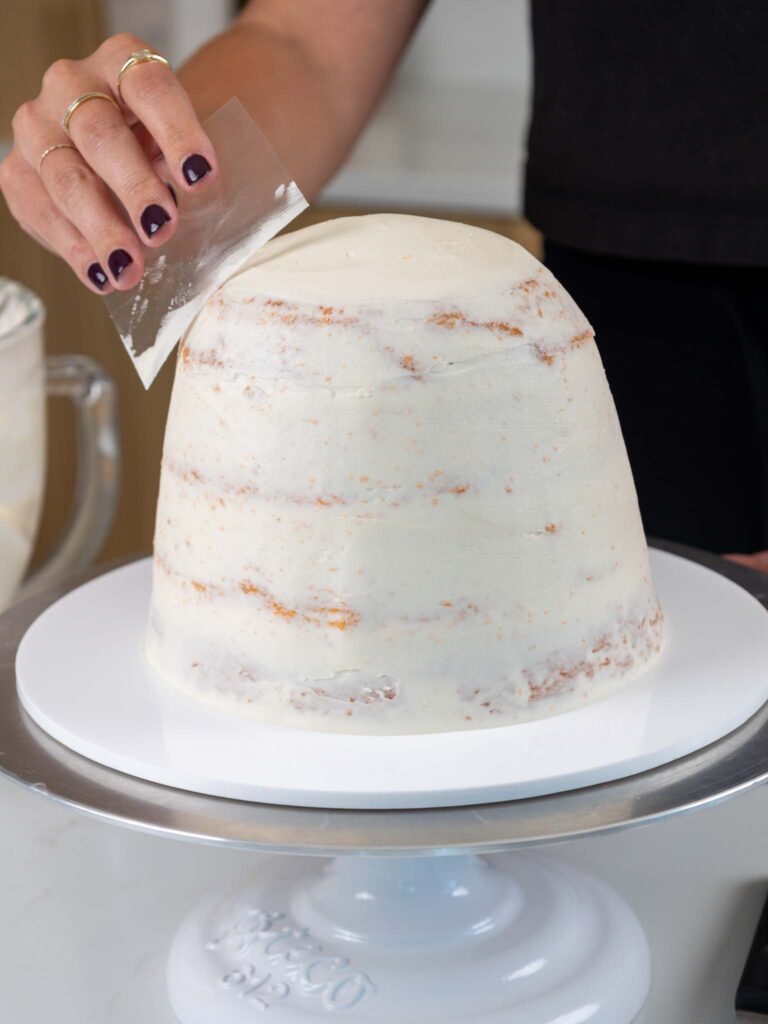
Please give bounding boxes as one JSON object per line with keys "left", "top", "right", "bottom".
{"left": 20, "top": 356, "right": 120, "bottom": 599}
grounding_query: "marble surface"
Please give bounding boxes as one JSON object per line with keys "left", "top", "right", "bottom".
{"left": 1, "top": 772, "right": 767, "bottom": 1022}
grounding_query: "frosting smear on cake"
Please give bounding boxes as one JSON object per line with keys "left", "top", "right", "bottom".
{"left": 146, "top": 214, "right": 664, "bottom": 733}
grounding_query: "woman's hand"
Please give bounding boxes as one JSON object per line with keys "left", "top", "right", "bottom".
{"left": 723, "top": 552, "right": 768, "bottom": 574}
{"left": 0, "top": 34, "right": 217, "bottom": 294}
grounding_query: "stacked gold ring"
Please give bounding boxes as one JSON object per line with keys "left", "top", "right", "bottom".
{"left": 116, "top": 49, "right": 171, "bottom": 104}
{"left": 37, "top": 142, "right": 77, "bottom": 175}
{"left": 61, "top": 91, "right": 120, "bottom": 137}
{"left": 50, "top": 50, "right": 170, "bottom": 175}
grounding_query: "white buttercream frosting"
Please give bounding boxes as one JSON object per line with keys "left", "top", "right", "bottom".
{"left": 146, "top": 214, "right": 663, "bottom": 734}
{"left": 0, "top": 278, "right": 45, "bottom": 609}
{"left": 0, "top": 277, "right": 33, "bottom": 341}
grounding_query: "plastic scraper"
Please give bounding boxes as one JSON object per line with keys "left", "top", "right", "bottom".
{"left": 104, "top": 97, "right": 307, "bottom": 388}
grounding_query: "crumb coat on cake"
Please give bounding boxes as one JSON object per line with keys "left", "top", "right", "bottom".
{"left": 146, "top": 213, "right": 664, "bottom": 734}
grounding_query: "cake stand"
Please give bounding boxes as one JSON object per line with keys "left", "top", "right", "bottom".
{"left": 2, "top": 541, "right": 768, "bottom": 1024}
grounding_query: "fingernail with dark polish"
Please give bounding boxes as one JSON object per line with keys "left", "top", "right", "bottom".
{"left": 141, "top": 203, "right": 171, "bottom": 239}
{"left": 182, "top": 154, "right": 211, "bottom": 185}
{"left": 87, "top": 262, "right": 108, "bottom": 291}
{"left": 166, "top": 183, "right": 177, "bottom": 207}
{"left": 108, "top": 248, "right": 133, "bottom": 281}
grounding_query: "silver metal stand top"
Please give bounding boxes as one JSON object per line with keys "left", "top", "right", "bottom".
{"left": 2, "top": 543, "right": 768, "bottom": 857}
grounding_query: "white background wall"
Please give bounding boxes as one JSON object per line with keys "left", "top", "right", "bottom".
{"left": 400, "top": 0, "right": 530, "bottom": 89}
{"left": 324, "top": 0, "right": 532, "bottom": 213}
{"left": 105, "top": 0, "right": 531, "bottom": 99}
{"left": 104, "top": 0, "right": 235, "bottom": 65}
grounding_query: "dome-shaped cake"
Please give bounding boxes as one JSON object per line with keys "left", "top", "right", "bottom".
{"left": 146, "top": 213, "right": 664, "bottom": 733}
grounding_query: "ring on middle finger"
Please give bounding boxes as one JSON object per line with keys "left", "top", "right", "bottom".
{"left": 61, "top": 91, "right": 120, "bottom": 137}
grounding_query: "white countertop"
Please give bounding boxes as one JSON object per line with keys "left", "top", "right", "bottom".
{"left": 1, "top": 771, "right": 766, "bottom": 1022}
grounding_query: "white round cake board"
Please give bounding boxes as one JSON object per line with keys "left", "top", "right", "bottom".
{"left": 15, "top": 549, "right": 768, "bottom": 810}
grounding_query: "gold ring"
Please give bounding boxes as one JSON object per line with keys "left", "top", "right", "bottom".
{"left": 116, "top": 50, "right": 171, "bottom": 104}
{"left": 61, "top": 91, "right": 120, "bottom": 137}
{"left": 37, "top": 142, "right": 77, "bottom": 175}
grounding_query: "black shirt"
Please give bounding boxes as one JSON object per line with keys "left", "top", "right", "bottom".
{"left": 524, "top": 1, "right": 768, "bottom": 265}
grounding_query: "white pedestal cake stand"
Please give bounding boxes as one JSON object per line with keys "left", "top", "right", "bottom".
{"left": 1, "top": 542, "right": 768, "bottom": 1024}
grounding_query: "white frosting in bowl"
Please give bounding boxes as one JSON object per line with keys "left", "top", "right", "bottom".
{"left": 0, "top": 277, "right": 36, "bottom": 342}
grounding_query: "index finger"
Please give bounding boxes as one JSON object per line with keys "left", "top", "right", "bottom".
{"left": 97, "top": 35, "right": 218, "bottom": 193}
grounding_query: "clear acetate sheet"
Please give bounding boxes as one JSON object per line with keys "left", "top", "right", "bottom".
{"left": 104, "top": 98, "right": 308, "bottom": 388}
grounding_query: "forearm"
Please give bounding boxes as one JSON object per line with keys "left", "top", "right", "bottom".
{"left": 177, "top": 1, "right": 426, "bottom": 200}
{"left": 177, "top": 24, "right": 339, "bottom": 198}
